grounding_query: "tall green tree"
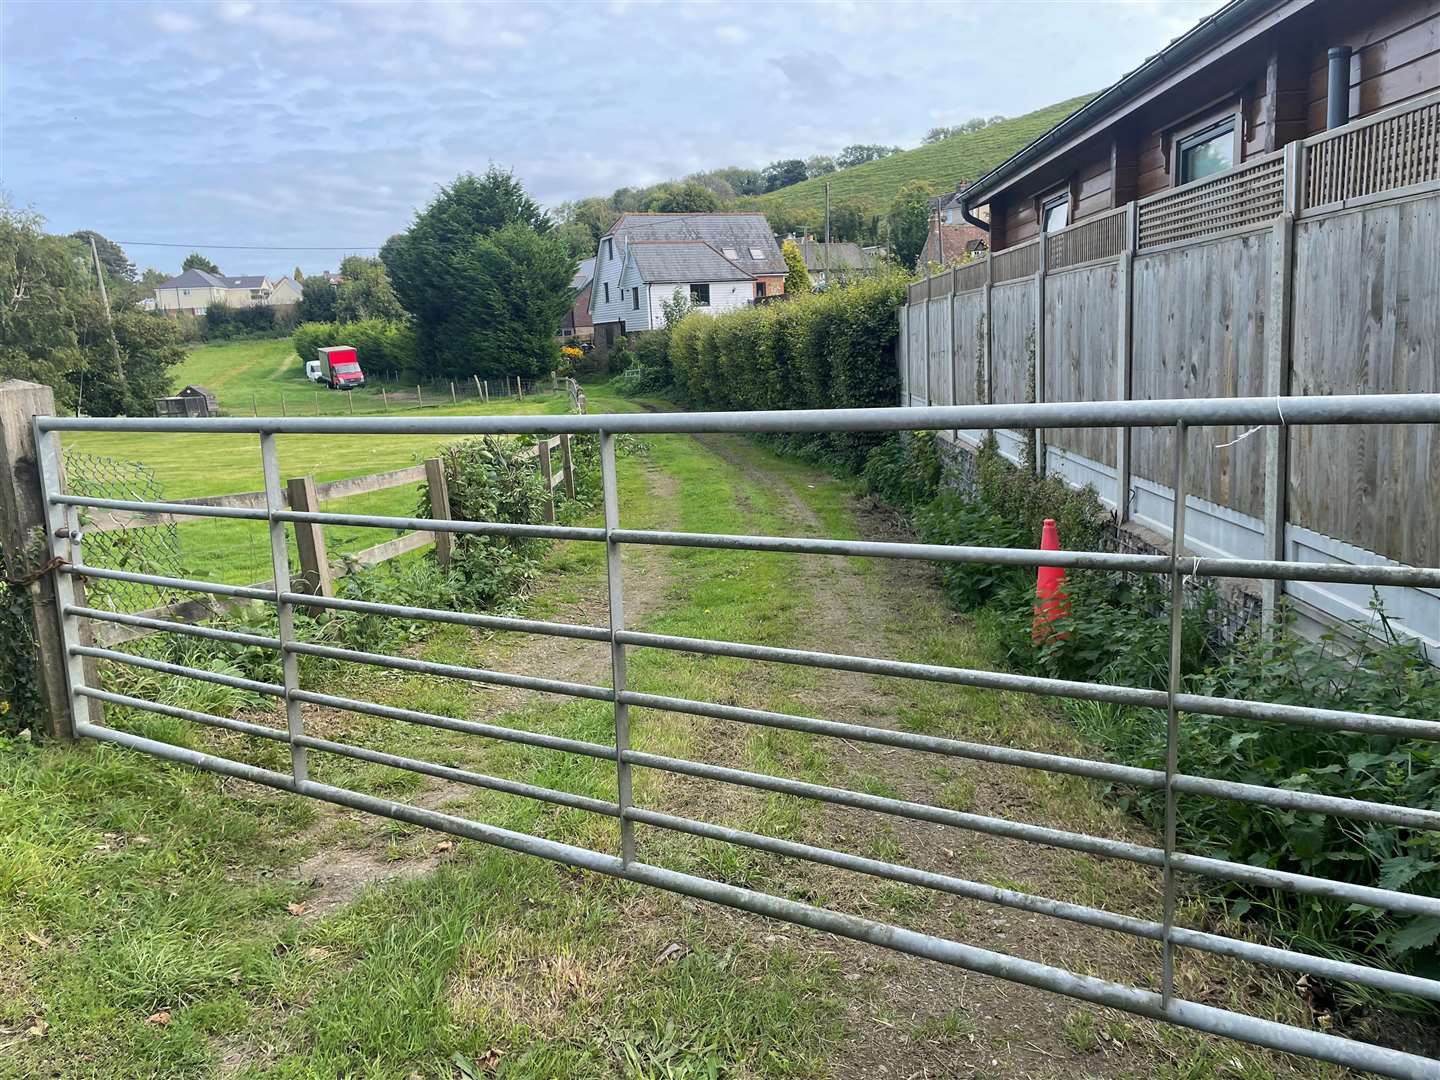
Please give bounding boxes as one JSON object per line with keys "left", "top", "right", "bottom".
{"left": 381, "top": 168, "right": 572, "bottom": 377}
{"left": 296, "top": 277, "right": 337, "bottom": 323}
{"left": 1, "top": 205, "right": 184, "bottom": 415}
{"left": 762, "top": 159, "right": 808, "bottom": 192}
{"left": 782, "top": 238, "right": 812, "bottom": 295}
{"left": 334, "top": 255, "right": 404, "bottom": 322}
{"left": 181, "top": 251, "right": 219, "bottom": 274}
{"left": 888, "top": 181, "right": 937, "bottom": 269}
{"left": 643, "top": 181, "right": 720, "bottom": 213}
{"left": 71, "top": 231, "right": 135, "bottom": 282}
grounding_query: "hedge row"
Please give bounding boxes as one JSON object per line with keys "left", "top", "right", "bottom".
{"left": 668, "top": 271, "right": 911, "bottom": 468}
{"left": 292, "top": 319, "right": 417, "bottom": 375}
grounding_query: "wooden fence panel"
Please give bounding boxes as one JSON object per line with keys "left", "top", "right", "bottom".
{"left": 928, "top": 296, "right": 953, "bottom": 409}
{"left": 1131, "top": 231, "right": 1271, "bottom": 518}
{"left": 1043, "top": 262, "right": 1120, "bottom": 465}
{"left": 989, "top": 281, "right": 1035, "bottom": 405}
{"left": 951, "top": 289, "right": 987, "bottom": 408}
{"left": 906, "top": 304, "right": 927, "bottom": 404}
{"left": 1288, "top": 194, "right": 1440, "bottom": 568}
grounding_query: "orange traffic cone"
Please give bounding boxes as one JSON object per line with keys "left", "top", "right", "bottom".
{"left": 1033, "top": 518, "right": 1070, "bottom": 643}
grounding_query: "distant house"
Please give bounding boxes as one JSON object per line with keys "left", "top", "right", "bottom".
{"left": 919, "top": 186, "right": 989, "bottom": 269}
{"left": 588, "top": 212, "right": 786, "bottom": 353}
{"left": 153, "top": 270, "right": 284, "bottom": 315}
{"left": 791, "top": 239, "right": 880, "bottom": 288}
{"left": 560, "top": 258, "right": 595, "bottom": 343}
{"left": 269, "top": 276, "right": 303, "bottom": 306}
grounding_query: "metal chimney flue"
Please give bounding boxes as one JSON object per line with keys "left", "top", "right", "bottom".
{"left": 1327, "top": 46, "right": 1353, "bottom": 129}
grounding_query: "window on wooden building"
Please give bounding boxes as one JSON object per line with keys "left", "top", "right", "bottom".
{"left": 1177, "top": 119, "right": 1235, "bottom": 184}
{"left": 1041, "top": 192, "right": 1069, "bottom": 232}
{"left": 632, "top": 288, "right": 640, "bottom": 310}
{"left": 603, "top": 282, "right": 610, "bottom": 303}
{"left": 689, "top": 283, "right": 710, "bottom": 306}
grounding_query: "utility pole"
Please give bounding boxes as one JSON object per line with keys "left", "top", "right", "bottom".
{"left": 824, "top": 181, "right": 831, "bottom": 244}
{"left": 88, "top": 235, "right": 126, "bottom": 384}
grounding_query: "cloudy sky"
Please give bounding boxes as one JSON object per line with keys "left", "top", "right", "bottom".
{"left": 2, "top": 0, "right": 1224, "bottom": 276}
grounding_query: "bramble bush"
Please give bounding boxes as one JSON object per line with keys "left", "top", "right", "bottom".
{"left": 862, "top": 428, "right": 1440, "bottom": 988}
{"left": 667, "top": 271, "right": 912, "bottom": 469}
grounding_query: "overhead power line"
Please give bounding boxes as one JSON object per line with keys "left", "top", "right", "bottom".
{"left": 111, "top": 240, "right": 384, "bottom": 251}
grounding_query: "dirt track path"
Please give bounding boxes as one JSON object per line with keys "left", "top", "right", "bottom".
{"left": 278, "top": 429, "right": 1335, "bottom": 1079}
{"left": 626, "top": 433, "right": 1333, "bottom": 1080}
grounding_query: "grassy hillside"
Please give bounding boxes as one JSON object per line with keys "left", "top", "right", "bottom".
{"left": 754, "top": 93, "right": 1092, "bottom": 217}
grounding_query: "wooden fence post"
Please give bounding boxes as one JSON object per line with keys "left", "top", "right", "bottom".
{"left": 1033, "top": 241, "right": 1048, "bottom": 476}
{"left": 578, "top": 391, "right": 587, "bottom": 414}
{"left": 381, "top": 387, "right": 389, "bottom": 413}
{"left": 560, "top": 434, "right": 576, "bottom": 498}
{"left": 1115, "top": 202, "right": 1137, "bottom": 522}
{"left": 538, "top": 439, "right": 555, "bottom": 522}
{"left": 982, "top": 253, "right": 993, "bottom": 405}
{"left": 281, "top": 392, "right": 287, "bottom": 417}
{"left": 286, "top": 476, "right": 333, "bottom": 597}
{"left": 922, "top": 272, "right": 933, "bottom": 406}
{"left": 1262, "top": 141, "right": 1301, "bottom": 626}
{"left": 347, "top": 390, "right": 354, "bottom": 415}
{"left": 473, "top": 374, "right": 483, "bottom": 400}
{"left": 424, "top": 457, "right": 452, "bottom": 568}
{"left": 0, "top": 380, "right": 74, "bottom": 739}
{"left": 416, "top": 384, "right": 424, "bottom": 407}
{"left": 251, "top": 392, "right": 258, "bottom": 417}
{"left": 450, "top": 381, "right": 457, "bottom": 405}
{"left": 482, "top": 379, "right": 489, "bottom": 402}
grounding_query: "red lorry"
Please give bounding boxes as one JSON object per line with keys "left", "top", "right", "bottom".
{"left": 306, "top": 346, "right": 366, "bottom": 390}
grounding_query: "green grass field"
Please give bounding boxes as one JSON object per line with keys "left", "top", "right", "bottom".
{"left": 753, "top": 94, "right": 1091, "bottom": 218}
{"left": 64, "top": 339, "right": 573, "bottom": 586}
{"left": 166, "top": 337, "right": 524, "bottom": 418}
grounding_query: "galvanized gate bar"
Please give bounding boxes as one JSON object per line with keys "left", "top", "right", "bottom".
{"left": 261, "top": 433, "right": 308, "bottom": 784}
{"left": 38, "top": 395, "right": 1440, "bottom": 1079}
{"left": 34, "top": 391, "right": 1440, "bottom": 434}
{"left": 601, "top": 431, "right": 636, "bottom": 865}
{"left": 609, "top": 528, "right": 1440, "bottom": 588}
{"left": 1161, "top": 421, "right": 1189, "bottom": 1003}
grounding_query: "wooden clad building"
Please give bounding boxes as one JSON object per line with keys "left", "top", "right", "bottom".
{"left": 963, "top": 0, "right": 1440, "bottom": 249}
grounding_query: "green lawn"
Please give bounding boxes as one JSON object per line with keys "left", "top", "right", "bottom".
{"left": 65, "top": 338, "right": 575, "bottom": 586}
{"left": 166, "top": 337, "right": 530, "bottom": 419}
{"left": 753, "top": 94, "right": 1091, "bottom": 219}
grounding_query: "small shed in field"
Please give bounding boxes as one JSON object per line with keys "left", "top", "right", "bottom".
{"left": 154, "top": 385, "right": 218, "bottom": 418}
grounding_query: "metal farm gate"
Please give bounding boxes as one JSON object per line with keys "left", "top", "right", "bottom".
{"left": 33, "top": 396, "right": 1440, "bottom": 1079}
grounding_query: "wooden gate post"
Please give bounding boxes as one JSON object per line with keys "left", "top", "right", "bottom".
{"left": 0, "top": 380, "right": 74, "bottom": 739}
{"left": 424, "top": 457, "right": 453, "bottom": 568}
{"left": 559, "top": 434, "right": 576, "bottom": 498}
{"left": 285, "top": 476, "right": 333, "bottom": 597}
{"left": 538, "top": 439, "right": 556, "bottom": 523}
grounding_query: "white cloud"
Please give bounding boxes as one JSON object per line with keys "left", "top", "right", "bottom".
{"left": 149, "top": 10, "right": 198, "bottom": 34}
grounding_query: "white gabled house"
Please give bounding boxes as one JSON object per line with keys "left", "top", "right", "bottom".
{"left": 588, "top": 212, "right": 787, "bottom": 353}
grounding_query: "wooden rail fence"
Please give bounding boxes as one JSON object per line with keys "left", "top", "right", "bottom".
{"left": 82, "top": 436, "right": 576, "bottom": 647}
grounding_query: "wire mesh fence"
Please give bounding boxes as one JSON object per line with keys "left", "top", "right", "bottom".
{"left": 63, "top": 451, "right": 185, "bottom": 614}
